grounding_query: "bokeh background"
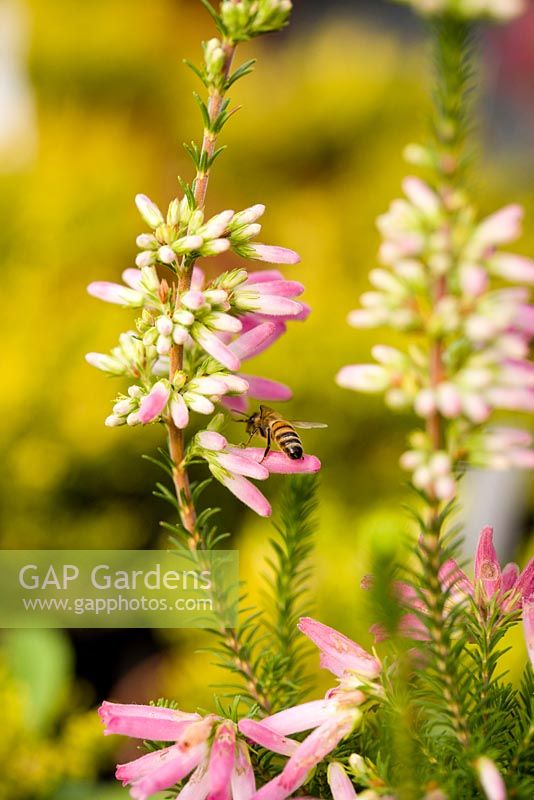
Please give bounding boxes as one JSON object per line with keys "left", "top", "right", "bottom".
{"left": 1, "top": 0, "right": 533, "bottom": 796}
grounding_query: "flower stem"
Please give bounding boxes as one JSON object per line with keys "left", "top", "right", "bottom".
{"left": 167, "top": 42, "right": 236, "bottom": 544}
{"left": 163, "top": 33, "right": 270, "bottom": 712}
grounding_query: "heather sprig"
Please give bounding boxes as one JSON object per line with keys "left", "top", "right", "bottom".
{"left": 86, "top": 0, "right": 319, "bottom": 545}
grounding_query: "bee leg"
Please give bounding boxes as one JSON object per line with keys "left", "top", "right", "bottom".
{"left": 260, "top": 429, "right": 271, "bottom": 463}
{"left": 239, "top": 432, "right": 255, "bottom": 448}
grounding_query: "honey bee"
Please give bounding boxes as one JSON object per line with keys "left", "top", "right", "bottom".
{"left": 238, "top": 405, "right": 327, "bottom": 461}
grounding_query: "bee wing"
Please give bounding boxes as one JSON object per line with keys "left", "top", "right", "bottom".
{"left": 288, "top": 420, "right": 328, "bottom": 429}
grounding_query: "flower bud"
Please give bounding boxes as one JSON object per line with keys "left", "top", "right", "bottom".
{"left": 140, "top": 266, "right": 160, "bottom": 293}
{"left": 105, "top": 414, "right": 126, "bottom": 427}
{"left": 172, "top": 234, "right": 203, "bottom": 254}
{"left": 135, "top": 251, "right": 156, "bottom": 268}
{"left": 166, "top": 197, "right": 181, "bottom": 226}
{"left": 135, "top": 193, "right": 164, "bottom": 229}
{"left": 172, "top": 326, "right": 189, "bottom": 345}
{"left": 172, "top": 371, "right": 187, "bottom": 390}
{"left": 157, "top": 335, "right": 171, "bottom": 355}
{"left": 119, "top": 333, "right": 144, "bottom": 363}
{"left": 156, "top": 315, "right": 173, "bottom": 336}
{"left": 188, "top": 209, "right": 204, "bottom": 232}
{"left": 197, "top": 430, "right": 227, "bottom": 451}
{"left": 173, "top": 309, "right": 195, "bottom": 327}
{"left": 113, "top": 398, "right": 136, "bottom": 416}
{"left": 218, "top": 268, "right": 248, "bottom": 290}
{"left": 204, "top": 289, "right": 229, "bottom": 306}
{"left": 158, "top": 245, "right": 176, "bottom": 264}
{"left": 231, "top": 204, "right": 265, "bottom": 227}
{"left": 230, "top": 222, "right": 262, "bottom": 243}
{"left": 199, "top": 237, "right": 231, "bottom": 256}
{"left": 85, "top": 352, "right": 123, "bottom": 375}
{"left": 136, "top": 233, "right": 158, "bottom": 250}
{"left": 336, "top": 364, "right": 390, "bottom": 393}
{"left": 474, "top": 757, "right": 507, "bottom": 800}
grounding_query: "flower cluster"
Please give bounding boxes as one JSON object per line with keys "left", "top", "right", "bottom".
{"left": 337, "top": 177, "right": 534, "bottom": 499}
{"left": 364, "top": 526, "right": 534, "bottom": 643}
{"left": 86, "top": 196, "right": 320, "bottom": 516}
{"left": 238, "top": 618, "right": 381, "bottom": 799}
{"left": 100, "top": 617, "right": 380, "bottom": 800}
{"left": 99, "top": 703, "right": 255, "bottom": 800}
{"left": 394, "top": 0, "right": 526, "bottom": 21}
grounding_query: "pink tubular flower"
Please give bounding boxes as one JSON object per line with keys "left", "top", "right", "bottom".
{"left": 247, "top": 244, "right": 300, "bottom": 264}
{"left": 298, "top": 617, "right": 381, "bottom": 681}
{"left": 474, "top": 757, "right": 507, "bottom": 800}
{"left": 197, "top": 431, "right": 272, "bottom": 517}
{"left": 87, "top": 280, "right": 144, "bottom": 307}
{"left": 238, "top": 619, "right": 379, "bottom": 799}
{"left": 234, "top": 448, "right": 321, "bottom": 474}
{"left": 192, "top": 324, "right": 241, "bottom": 371}
{"left": 468, "top": 526, "right": 534, "bottom": 611}
{"left": 99, "top": 702, "right": 200, "bottom": 739}
{"left": 369, "top": 526, "right": 534, "bottom": 645}
{"left": 327, "top": 762, "right": 357, "bottom": 800}
{"left": 244, "top": 711, "right": 359, "bottom": 800}
{"left": 100, "top": 704, "right": 254, "bottom": 800}
{"left": 217, "top": 471, "right": 272, "bottom": 517}
{"left": 138, "top": 381, "right": 171, "bottom": 424}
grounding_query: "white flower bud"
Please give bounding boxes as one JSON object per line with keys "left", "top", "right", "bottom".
{"left": 230, "top": 223, "right": 262, "bottom": 243}
{"left": 85, "top": 352, "right": 123, "bottom": 375}
{"left": 218, "top": 269, "right": 248, "bottom": 290}
{"left": 136, "top": 233, "right": 158, "bottom": 250}
{"left": 156, "top": 315, "right": 173, "bottom": 336}
{"left": 231, "top": 204, "right": 265, "bottom": 227}
{"left": 189, "top": 209, "right": 204, "bottom": 232}
{"left": 429, "top": 452, "right": 451, "bottom": 477}
{"left": 173, "top": 309, "right": 195, "bottom": 327}
{"left": 199, "top": 238, "right": 231, "bottom": 256}
{"left": 157, "top": 335, "right": 171, "bottom": 355}
{"left": 414, "top": 389, "right": 436, "bottom": 418}
{"left": 143, "top": 328, "right": 158, "bottom": 346}
{"left": 204, "top": 289, "right": 229, "bottom": 306}
{"left": 205, "top": 312, "right": 242, "bottom": 333}
{"left": 202, "top": 209, "right": 235, "bottom": 239}
{"left": 172, "top": 326, "right": 189, "bottom": 345}
{"left": 140, "top": 266, "right": 161, "bottom": 292}
{"left": 119, "top": 333, "right": 144, "bottom": 363}
{"left": 135, "top": 251, "right": 156, "bottom": 268}
{"left": 167, "top": 197, "right": 181, "bottom": 226}
{"left": 105, "top": 414, "right": 126, "bottom": 427}
{"left": 113, "top": 398, "right": 136, "bottom": 416}
{"left": 172, "top": 235, "right": 203, "bottom": 255}
{"left": 135, "top": 194, "right": 164, "bottom": 229}
{"left": 183, "top": 392, "right": 215, "bottom": 415}
{"left": 158, "top": 245, "right": 176, "bottom": 264}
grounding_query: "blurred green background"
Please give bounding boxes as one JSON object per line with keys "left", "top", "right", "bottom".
{"left": 1, "top": 0, "right": 533, "bottom": 796}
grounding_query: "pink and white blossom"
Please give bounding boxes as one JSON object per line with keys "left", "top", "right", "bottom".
{"left": 100, "top": 703, "right": 254, "bottom": 800}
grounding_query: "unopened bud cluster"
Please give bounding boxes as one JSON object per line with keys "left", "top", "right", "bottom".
{"left": 395, "top": 0, "right": 526, "bottom": 21}
{"left": 134, "top": 196, "right": 289, "bottom": 270}
{"left": 221, "top": 0, "right": 292, "bottom": 41}
{"left": 338, "top": 175, "right": 534, "bottom": 499}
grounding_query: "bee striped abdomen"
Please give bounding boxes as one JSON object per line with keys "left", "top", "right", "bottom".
{"left": 271, "top": 420, "right": 304, "bottom": 460}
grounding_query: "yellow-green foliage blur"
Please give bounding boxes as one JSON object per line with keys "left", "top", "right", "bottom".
{"left": 1, "top": 0, "right": 533, "bottom": 796}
